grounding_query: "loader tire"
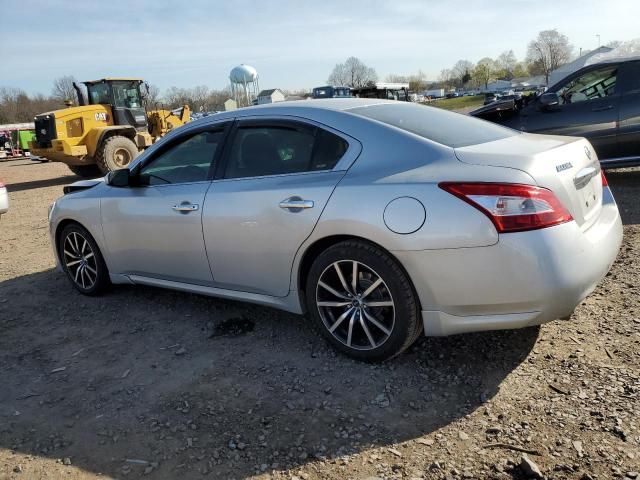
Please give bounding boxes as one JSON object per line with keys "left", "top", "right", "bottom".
{"left": 68, "top": 164, "right": 102, "bottom": 178}
{"left": 96, "top": 136, "right": 139, "bottom": 174}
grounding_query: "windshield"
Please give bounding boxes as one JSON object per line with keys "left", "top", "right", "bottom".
{"left": 87, "top": 83, "right": 111, "bottom": 104}
{"left": 348, "top": 103, "right": 517, "bottom": 148}
{"left": 112, "top": 81, "right": 142, "bottom": 108}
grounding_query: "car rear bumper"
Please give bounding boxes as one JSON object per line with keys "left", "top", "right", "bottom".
{"left": 394, "top": 195, "right": 623, "bottom": 336}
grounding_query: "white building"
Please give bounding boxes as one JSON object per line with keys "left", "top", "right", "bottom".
{"left": 256, "top": 89, "right": 286, "bottom": 105}
{"left": 511, "top": 75, "right": 546, "bottom": 89}
{"left": 548, "top": 46, "right": 613, "bottom": 86}
{"left": 485, "top": 80, "right": 512, "bottom": 92}
{"left": 224, "top": 98, "right": 238, "bottom": 111}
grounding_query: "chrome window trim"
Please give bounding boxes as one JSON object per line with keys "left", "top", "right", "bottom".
{"left": 228, "top": 114, "right": 363, "bottom": 176}
{"left": 129, "top": 118, "right": 234, "bottom": 171}
{"left": 133, "top": 123, "right": 231, "bottom": 187}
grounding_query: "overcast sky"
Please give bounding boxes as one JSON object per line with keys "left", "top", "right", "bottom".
{"left": 2, "top": 0, "right": 638, "bottom": 95}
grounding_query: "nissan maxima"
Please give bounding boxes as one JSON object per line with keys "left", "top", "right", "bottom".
{"left": 49, "top": 99, "right": 623, "bottom": 361}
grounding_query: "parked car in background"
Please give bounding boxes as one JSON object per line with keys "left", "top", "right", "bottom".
{"left": 0, "top": 180, "right": 9, "bottom": 216}
{"left": 425, "top": 88, "right": 444, "bottom": 98}
{"left": 352, "top": 83, "right": 409, "bottom": 101}
{"left": 484, "top": 92, "right": 500, "bottom": 105}
{"left": 312, "top": 85, "right": 352, "bottom": 99}
{"left": 49, "top": 99, "right": 622, "bottom": 361}
{"left": 471, "top": 57, "right": 640, "bottom": 168}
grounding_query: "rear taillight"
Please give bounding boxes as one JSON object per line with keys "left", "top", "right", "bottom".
{"left": 439, "top": 182, "right": 573, "bottom": 233}
{"left": 601, "top": 171, "right": 608, "bottom": 187}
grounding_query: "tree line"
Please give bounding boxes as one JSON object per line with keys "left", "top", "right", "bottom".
{"left": 0, "top": 28, "right": 623, "bottom": 123}
{"left": 326, "top": 30, "right": 622, "bottom": 92}
{"left": 0, "top": 78, "right": 244, "bottom": 124}
{"left": 0, "top": 75, "right": 313, "bottom": 124}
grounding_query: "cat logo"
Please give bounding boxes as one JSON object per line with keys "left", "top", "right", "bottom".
{"left": 94, "top": 112, "right": 107, "bottom": 122}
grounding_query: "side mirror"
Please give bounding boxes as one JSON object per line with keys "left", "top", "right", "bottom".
{"left": 539, "top": 92, "right": 560, "bottom": 111}
{"left": 106, "top": 168, "right": 132, "bottom": 187}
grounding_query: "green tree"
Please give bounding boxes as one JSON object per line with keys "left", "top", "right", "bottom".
{"left": 496, "top": 50, "right": 517, "bottom": 79}
{"left": 513, "top": 62, "right": 530, "bottom": 78}
{"left": 473, "top": 58, "right": 496, "bottom": 89}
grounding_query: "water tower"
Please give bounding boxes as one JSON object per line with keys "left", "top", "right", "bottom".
{"left": 230, "top": 64, "right": 259, "bottom": 107}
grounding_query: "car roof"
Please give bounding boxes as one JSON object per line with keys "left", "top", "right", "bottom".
{"left": 253, "top": 98, "right": 394, "bottom": 112}
{"left": 197, "top": 98, "right": 409, "bottom": 123}
{"left": 587, "top": 55, "right": 640, "bottom": 67}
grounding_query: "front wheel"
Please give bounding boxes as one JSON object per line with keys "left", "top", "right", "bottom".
{"left": 96, "top": 136, "right": 139, "bottom": 174}
{"left": 58, "top": 223, "right": 110, "bottom": 295}
{"left": 306, "top": 240, "right": 422, "bottom": 362}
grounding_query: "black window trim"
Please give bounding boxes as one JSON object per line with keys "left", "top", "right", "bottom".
{"left": 215, "top": 116, "right": 359, "bottom": 181}
{"left": 132, "top": 121, "right": 233, "bottom": 187}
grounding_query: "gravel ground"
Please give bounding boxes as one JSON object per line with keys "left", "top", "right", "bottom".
{"left": 0, "top": 159, "right": 638, "bottom": 480}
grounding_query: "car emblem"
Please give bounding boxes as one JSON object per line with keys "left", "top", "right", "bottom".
{"left": 555, "top": 162, "right": 573, "bottom": 173}
{"left": 584, "top": 146, "right": 592, "bottom": 160}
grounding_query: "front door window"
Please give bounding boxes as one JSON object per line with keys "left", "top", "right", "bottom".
{"left": 139, "top": 130, "right": 223, "bottom": 185}
{"left": 556, "top": 66, "right": 617, "bottom": 105}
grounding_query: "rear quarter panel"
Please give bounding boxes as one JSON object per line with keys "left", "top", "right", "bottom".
{"left": 290, "top": 125, "right": 538, "bottom": 291}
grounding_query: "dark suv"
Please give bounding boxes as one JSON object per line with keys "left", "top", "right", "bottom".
{"left": 471, "top": 57, "right": 640, "bottom": 168}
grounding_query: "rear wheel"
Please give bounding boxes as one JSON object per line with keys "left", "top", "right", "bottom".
{"left": 68, "top": 164, "right": 101, "bottom": 178}
{"left": 306, "top": 240, "right": 422, "bottom": 362}
{"left": 96, "top": 136, "right": 139, "bottom": 174}
{"left": 58, "top": 223, "right": 110, "bottom": 295}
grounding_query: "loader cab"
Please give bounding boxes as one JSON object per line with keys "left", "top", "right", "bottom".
{"left": 83, "top": 78, "right": 148, "bottom": 131}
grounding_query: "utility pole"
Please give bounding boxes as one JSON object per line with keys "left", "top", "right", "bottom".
{"left": 596, "top": 34, "right": 601, "bottom": 47}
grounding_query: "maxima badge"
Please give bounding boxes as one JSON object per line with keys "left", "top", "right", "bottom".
{"left": 556, "top": 162, "right": 573, "bottom": 173}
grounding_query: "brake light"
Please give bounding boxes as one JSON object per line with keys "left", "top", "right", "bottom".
{"left": 439, "top": 182, "right": 573, "bottom": 233}
{"left": 601, "top": 171, "right": 608, "bottom": 187}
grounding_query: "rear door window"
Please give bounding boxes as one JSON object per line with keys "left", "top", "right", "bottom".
{"left": 224, "top": 122, "right": 348, "bottom": 179}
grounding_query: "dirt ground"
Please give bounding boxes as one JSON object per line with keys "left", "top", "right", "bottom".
{"left": 0, "top": 158, "right": 638, "bottom": 480}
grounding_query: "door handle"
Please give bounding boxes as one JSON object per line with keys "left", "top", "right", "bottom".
{"left": 279, "top": 197, "right": 314, "bottom": 210}
{"left": 172, "top": 203, "right": 199, "bottom": 213}
{"left": 573, "top": 166, "right": 599, "bottom": 190}
{"left": 591, "top": 105, "right": 613, "bottom": 112}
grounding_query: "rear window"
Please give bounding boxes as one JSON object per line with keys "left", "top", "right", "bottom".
{"left": 348, "top": 103, "right": 517, "bottom": 148}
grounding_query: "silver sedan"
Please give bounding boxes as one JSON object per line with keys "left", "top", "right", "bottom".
{"left": 49, "top": 99, "right": 623, "bottom": 361}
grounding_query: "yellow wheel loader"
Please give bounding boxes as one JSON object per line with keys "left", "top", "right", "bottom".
{"left": 29, "top": 78, "right": 190, "bottom": 177}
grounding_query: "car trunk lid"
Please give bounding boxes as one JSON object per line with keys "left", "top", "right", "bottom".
{"left": 454, "top": 133, "right": 602, "bottom": 230}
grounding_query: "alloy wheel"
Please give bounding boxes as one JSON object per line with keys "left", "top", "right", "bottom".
{"left": 315, "top": 260, "right": 395, "bottom": 351}
{"left": 63, "top": 231, "right": 98, "bottom": 290}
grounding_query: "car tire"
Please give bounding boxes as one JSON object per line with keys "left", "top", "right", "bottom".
{"left": 306, "top": 240, "right": 422, "bottom": 362}
{"left": 58, "top": 223, "right": 110, "bottom": 295}
{"left": 68, "top": 164, "right": 102, "bottom": 178}
{"left": 96, "top": 136, "right": 139, "bottom": 174}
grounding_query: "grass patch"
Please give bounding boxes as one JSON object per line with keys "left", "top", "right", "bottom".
{"left": 423, "top": 95, "right": 484, "bottom": 111}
